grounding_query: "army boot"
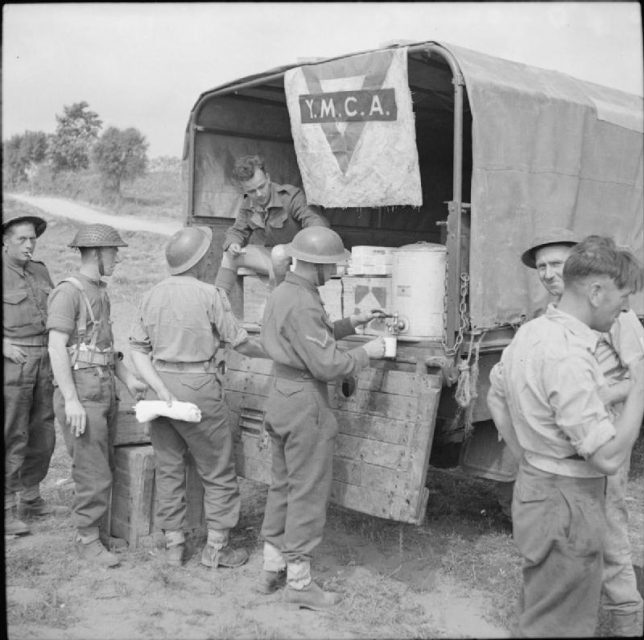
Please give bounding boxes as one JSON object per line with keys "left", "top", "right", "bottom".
{"left": 284, "top": 581, "right": 342, "bottom": 610}
{"left": 19, "top": 496, "right": 69, "bottom": 519}
{"left": 164, "top": 530, "right": 185, "bottom": 567}
{"left": 200, "top": 529, "right": 248, "bottom": 568}
{"left": 75, "top": 537, "right": 120, "bottom": 568}
{"left": 283, "top": 559, "right": 340, "bottom": 609}
{"left": 254, "top": 569, "right": 287, "bottom": 594}
{"left": 5, "top": 506, "right": 30, "bottom": 536}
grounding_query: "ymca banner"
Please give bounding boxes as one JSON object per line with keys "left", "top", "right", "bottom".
{"left": 284, "top": 48, "right": 422, "bottom": 208}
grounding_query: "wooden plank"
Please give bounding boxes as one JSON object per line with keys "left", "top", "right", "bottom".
{"left": 334, "top": 433, "right": 408, "bottom": 470}
{"left": 330, "top": 480, "right": 416, "bottom": 523}
{"left": 335, "top": 412, "right": 412, "bottom": 445}
{"left": 332, "top": 387, "right": 417, "bottom": 420}
{"left": 226, "top": 350, "right": 275, "bottom": 375}
{"left": 236, "top": 433, "right": 272, "bottom": 461}
{"left": 348, "top": 367, "right": 422, "bottom": 396}
{"left": 331, "top": 457, "right": 407, "bottom": 493}
{"left": 224, "top": 369, "right": 273, "bottom": 396}
{"left": 226, "top": 392, "right": 268, "bottom": 413}
{"left": 399, "top": 377, "right": 441, "bottom": 522}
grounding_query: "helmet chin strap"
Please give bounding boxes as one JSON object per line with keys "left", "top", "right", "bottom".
{"left": 97, "top": 248, "right": 106, "bottom": 276}
{"left": 315, "top": 264, "right": 326, "bottom": 287}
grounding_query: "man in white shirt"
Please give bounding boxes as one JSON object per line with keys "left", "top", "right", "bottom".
{"left": 488, "top": 236, "right": 644, "bottom": 637}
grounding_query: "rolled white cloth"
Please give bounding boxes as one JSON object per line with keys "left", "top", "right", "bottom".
{"left": 134, "top": 400, "right": 202, "bottom": 423}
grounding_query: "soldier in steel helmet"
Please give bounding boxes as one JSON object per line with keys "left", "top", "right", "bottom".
{"left": 214, "top": 154, "right": 330, "bottom": 296}
{"left": 47, "top": 223, "right": 147, "bottom": 568}
{"left": 3, "top": 213, "right": 64, "bottom": 536}
{"left": 256, "top": 226, "right": 386, "bottom": 609}
{"left": 128, "top": 226, "right": 266, "bottom": 569}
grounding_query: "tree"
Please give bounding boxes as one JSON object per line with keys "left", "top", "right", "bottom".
{"left": 2, "top": 130, "right": 49, "bottom": 187}
{"left": 92, "top": 126, "right": 149, "bottom": 196}
{"left": 48, "top": 101, "right": 102, "bottom": 173}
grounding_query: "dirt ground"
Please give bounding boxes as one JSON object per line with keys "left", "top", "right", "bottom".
{"left": 6, "top": 426, "right": 514, "bottom": 640}
{"left": 4, "top": 194, "right": 644, "bottom": 639}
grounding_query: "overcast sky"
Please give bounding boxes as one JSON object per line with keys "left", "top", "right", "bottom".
{"left": 3, "top": 2, "right": 643, "bottom": 158}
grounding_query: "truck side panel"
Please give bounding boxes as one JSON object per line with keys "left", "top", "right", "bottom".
{"left": 225, "top": 350, "right": 441, "bottom": 525}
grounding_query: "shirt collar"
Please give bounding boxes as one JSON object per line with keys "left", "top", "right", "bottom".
{"left": 5, "top": 258, "right": 27, "bottom": 276}
{"left": 284, "top": 271, "right": 319, "bottom": 295}
{"left": 544, "top": 303, "right": 599, "bottom": 351}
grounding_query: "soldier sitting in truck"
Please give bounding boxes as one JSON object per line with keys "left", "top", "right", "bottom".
{"left": 213, "top": 154, "right": 330, "bottom": 296}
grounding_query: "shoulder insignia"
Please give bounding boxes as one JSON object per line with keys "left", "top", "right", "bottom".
{"left": 305, "top": 330, "right": 330, "bottom": 348}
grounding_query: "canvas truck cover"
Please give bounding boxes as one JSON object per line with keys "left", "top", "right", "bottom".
{"left": 185, "top": 41, "right": 644, "bottom": 328}
{"left": 444, "top": 43, "right": 644, "bottom": 327}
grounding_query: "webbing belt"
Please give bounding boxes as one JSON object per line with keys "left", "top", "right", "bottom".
{"left": 154, "top": 359, "right": 218, "bottom": 374}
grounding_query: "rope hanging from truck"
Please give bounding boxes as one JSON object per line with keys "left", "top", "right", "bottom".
{"left": 450, "top": 330, "right": 486, "bottom": 438}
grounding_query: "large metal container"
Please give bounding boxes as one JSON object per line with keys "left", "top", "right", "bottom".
{"left": 392, "top": 242, "right": 446, "bottom": 339}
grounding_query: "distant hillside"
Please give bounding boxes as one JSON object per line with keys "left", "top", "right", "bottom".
{"left": 148, "top": 156, "right": 183, "bottom": 173}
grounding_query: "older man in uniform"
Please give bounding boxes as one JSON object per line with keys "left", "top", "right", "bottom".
{"left": 48, "top": 224, "right": 147, "bottom": 567}
{"left": 129, "top": 226, "right": 265, "bottom": 568}
{"left": 492, "top": 228, "right": 583, "bottom": 518}
{"left": 488, "top": 236, "right": 644, "bottom": 637}
{"left": 258, "top": 226, "right": 386, "bottom": 609}
{"left": 214, "top": 154, "right": 330, "bottom": 295}
{"left": 4, "top": 214, "right": 58, "bottom": 536}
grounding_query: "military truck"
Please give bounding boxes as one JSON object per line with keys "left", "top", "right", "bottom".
{"left": 182, "top": 41, "right": 644, "bottom": 525}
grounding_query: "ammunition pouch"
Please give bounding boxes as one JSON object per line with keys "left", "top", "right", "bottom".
{"left": 67, "top": 345, "right": 115, "bottom": 369}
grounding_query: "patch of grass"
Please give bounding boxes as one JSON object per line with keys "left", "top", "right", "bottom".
{"left": 7, "top": 591, "right": 76, "bottom": 629}
{"left": 210, "top": 619, "right": 282, "bottom": 640}
{"left": 332, "top": 572, "right": 430, "bottom": 638}
{"left": 10, "top": 162, "right": 186, "bottom": 222}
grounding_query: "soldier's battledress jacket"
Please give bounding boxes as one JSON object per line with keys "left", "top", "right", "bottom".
{"left": 223, "top": 182, "right": 329, "bottom": 251}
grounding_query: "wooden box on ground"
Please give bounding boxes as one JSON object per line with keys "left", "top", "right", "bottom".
{"left": 113, "top": 407, "right": 150, "bottom": 446}
{"left": 114, "top": 378, "right": 150, "bottom": 446}
{"left": 341, "top": 276, "right": 392, "bottom": 335}
{"left": 110, "top": 445, "right": 206, "bottom": 549}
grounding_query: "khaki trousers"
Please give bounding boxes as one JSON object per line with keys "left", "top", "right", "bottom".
{"left": 260, "top": 376, "right": 337, "bottom": 563}
{"left": 150, "top": 371, "right": 240, "bottom": 532}
{"left": 512, "top": 459, "right": 607, "bottom": 638}
{"left": 54, "top": 367, "right": 118, "bottom": 537}
{"left": 4, "top": 347, "right": 55, "bottom": 504}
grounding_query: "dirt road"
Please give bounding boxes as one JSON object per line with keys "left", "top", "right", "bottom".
{"left": 6, "top": 193, "right": 182, "bottom": 236}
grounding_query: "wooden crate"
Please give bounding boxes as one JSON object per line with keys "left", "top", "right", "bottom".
{"left": 242, "top": 274, "right": 271, "bottom": 324}
{"left": 341, "top": 276, "right": 392, "bottom": 335}
{"left": 113, "top": 407, "right": 150, "bottom": 446}
{"left": 110, "top": 445, "right": 206, "bottom": 549}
